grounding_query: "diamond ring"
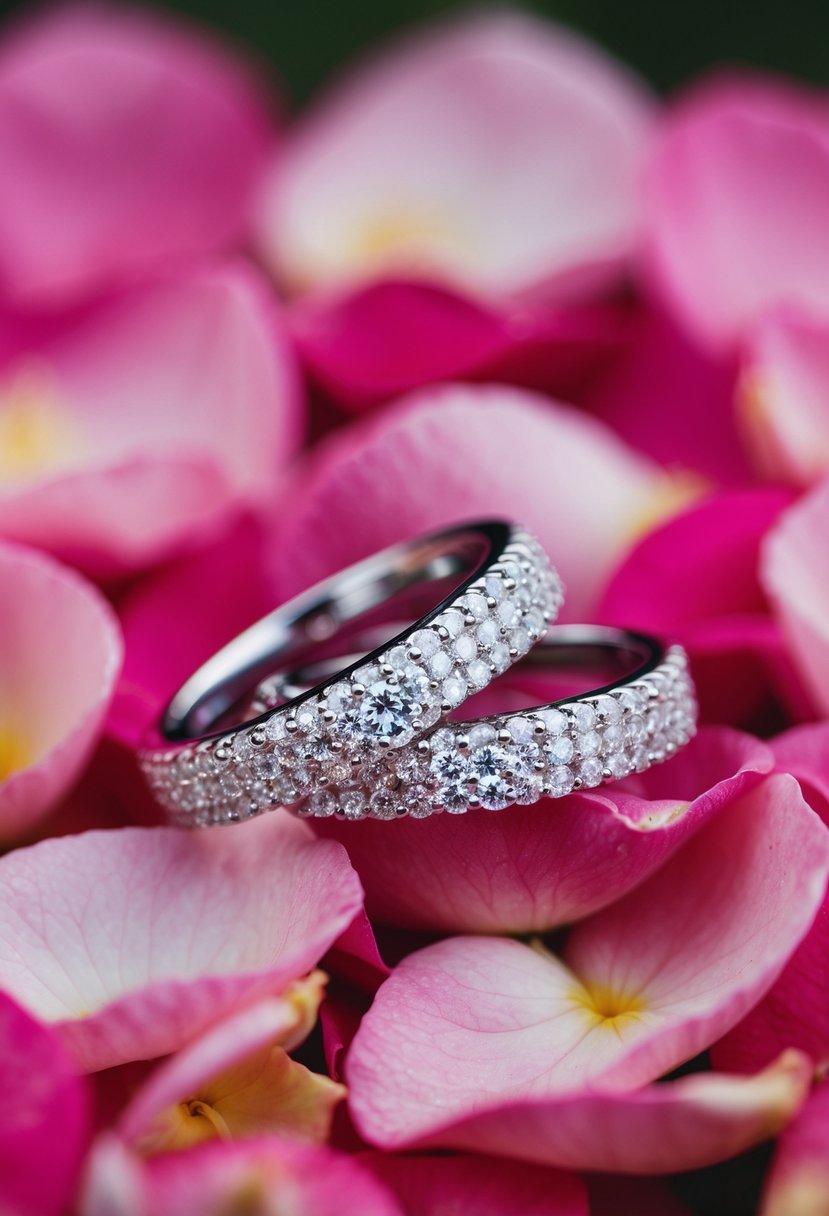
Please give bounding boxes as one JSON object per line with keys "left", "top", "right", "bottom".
{"left": 283, "top": 625, "right": 697, "bottom": 820}
{"left": 140, "top": 521, "right": 563, "bottom": 826}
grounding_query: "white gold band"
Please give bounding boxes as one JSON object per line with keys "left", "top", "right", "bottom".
{"left": 140, "top": 522, "right": 563, "bottom": 825}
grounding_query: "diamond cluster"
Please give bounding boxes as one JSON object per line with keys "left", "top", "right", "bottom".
{"left": 297, "top": 645, "right": 697, "bottom": 821}
{"left": 141, "top": 528, "right": 562, "bottom": 827}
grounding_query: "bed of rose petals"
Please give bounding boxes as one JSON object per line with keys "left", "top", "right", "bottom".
{"left": 3, "top": 4, "right": 829, "bottom": 1214}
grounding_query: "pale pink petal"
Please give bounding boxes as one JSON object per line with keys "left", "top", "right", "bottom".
{"left": 0, "top": 265, "right": 302, "bottom": 575}
{"left": 117, "top": 994, "right": 316, "bottom": 1147}
{"left": 761, "top": 475, "right": 829, "bottom": 716}
{"left": 0, "top": 992, "right": 90, "bottom": 1216}
{"left": 260, "top": 12, "right": 655, "bottom": 302}
{"left": 771, "top": 720, "right": 829, "bottom": 820}
{"left": 740, "top": 309, "right": 829, "bottom": 487}
{"left": 646, "top": 76, "right": 829, "bottom": 347}
{"left": 362, "top": 1152, "right": 588, "bottom": 1215}
{"left": 0, "top": 817, "right": 364, "bottom": 1071}
{"left": 270, "top": 382, "right": 690, "bottom": 620}
{"left": 762, "top": 1080, "right": 829, "bottom": 1216}
{"left": 600, "top": 486, "right": 802, "bottom": 728}
{"left": 712, "top": 900, "right": 829, "bottom": 1077}
{"left": 314, "top": 728, "right": 771, "bottom": 933}
{"left": 0, "top": 3, "right": 272, "bottom": 304}
{"left": 347, "top": 775, "right": 828, "bottom": 1147}
{"left": 418, "top": 1054, "right": 812, "bottom": 1174}
{"left": 0, "top": 541, "right": 122, "bottom": 840}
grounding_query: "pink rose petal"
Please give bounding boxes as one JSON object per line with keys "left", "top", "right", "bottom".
{"left": 110, "top": 513, "right": 274, "bottom": 749}
{"left": 293, "top": 274, "right": 628, "bottom": 414}
{"left": 0, "top": 265, "right": 302, "bottom": 576}
{"left": 347, "top": 775, "right": 828, "bottom": 1151}
{"left": 0, "top": 992, "right": 90, "bottom": 1216}
{"left": 740, "top": 309, "right": 829, "bottom": 487}
{"left": 646, "top": 75, "right": 829, "bottom": 347}
{"left": 761, "top": 1079, "right": 829, "bottom": 1216}
{"left": 270, "top": 382, "right": 689, "bottom": 620}
{"left": 0, "top": 817, "right": 363, "bottom": 1071}
{"left": 600, "top": 486, "right": 802, "bottom": 728}
{"left": 589, "top": 302, "right": 748, "bottom": 483}
{"left": 761, "top": 474, "right": 829, "bottom": 716}
{"left": 82, "top": 1134, "right": 403, "bottom": 1216}
{"left": 0, "top": 541, "right": 122, "bottom": 840}
{"left": 712, "top": 722, "right": 829, "bottom": 1075}
{"left": 116, "top": 993, "right": 317, "bottom": 1148}
{"left": 314, "top": 727, "right": 771, "bottom": 933}
{"left": 362, "top": 1152, "right": 588, "bottom": 1215}
{"left": 0, "top": 3, "right": 272, "bottom": 304}
{"left": 415, "top": 1053, "right": 812, "bottom": 1174}
{"left": 259, "top": 12, "right": 654, "bottom": 301}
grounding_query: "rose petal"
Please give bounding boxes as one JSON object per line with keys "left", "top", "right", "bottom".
{"left": 646, "top": 76, "right": 829, "bottom": 347}
{"left": 117, "top": 986, "right": 328, "bottom": 1148}
{"left": 600, "top": 486, "right": 801, "bottom": 728}
{"left": 739, "top": 309, "right": 829, "bottom": 488}
{"left": 110, "top": 514, "right": 274, "bottom": 749}
{"left": 761, "top": 1079, "right": 829, "bottom": 1216}
{"left": 0, "top": 265, "right": 302, "bottom": 575}
{"left": 82, "top": 1134, "right": 403, "bottom": 1216}
{"left": 761, "top": 474, "right": 829, "bottom": 716}
{"left": 0, "top": 816, "right": 364, "bottom": 1071}
{"left": 589, "top": 302, "right": 748, "bottom": 483}
{"left": 270, "top": 382, "right": 690, "bottom": 620}
{"left": 419, "top": 1053, "right": 812, "bottom": 1175}
{"left": 347, "top": 775, "right": 828, "bottom": 1147}
{"left": 259, "top": 12, "right": 654, "bottom": 301}
{"left": 362, "top": 1152, "right": 588, "bottom": 1215}
{"left": 0, "top": 993, "right": 90, "bottom": 1216}
{"left": 0, "top": 3, "right": 272, "bottom": 304}
{"left": 0, "top": 541, "right": 122, "bottom": 839}
{"left": 314, "top": 727, "right": 771, "bottom": 933}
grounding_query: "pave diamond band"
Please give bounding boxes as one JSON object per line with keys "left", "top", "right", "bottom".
{"left": 292, "top": 627, "right": 697, "bottom": 821}
{"left": 140, "top": 521, "right": 563, "bottom": 826}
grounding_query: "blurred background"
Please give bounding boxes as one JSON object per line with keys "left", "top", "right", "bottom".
{"left": 6, "top": 0, "right": 826, "bottom": 101}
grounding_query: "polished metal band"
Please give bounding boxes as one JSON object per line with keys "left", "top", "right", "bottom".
{"left": 140, "top": 521, "right": 563, "bottom": 825}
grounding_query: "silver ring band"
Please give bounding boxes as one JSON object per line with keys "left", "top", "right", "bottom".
{"left": 140, "top": 521, "right": 563, "bottom": 825}
{"left": 289, "top": 626, "right": 697, "bottom": 820}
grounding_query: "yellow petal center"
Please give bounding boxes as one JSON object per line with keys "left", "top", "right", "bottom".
{"left": 568, "top": 980, "right": 647, "bottom": 1033}
{"left": 0, "top": 723, "right": 30, "bottom": 781}
{"left": 0, "top": 362, "right": 83, "bottom": 484}
{"left": 137, "top": 972, "right": 347, "bottom": 1157}
{"left": 350, "top": 206, "right": 466, "bottom": 273}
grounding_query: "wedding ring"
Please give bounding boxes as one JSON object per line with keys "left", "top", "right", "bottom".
{"left": 282, "top": 625, "right": 697, "bottom": 820}
{"left": 140, "top": 521, "right": 562, "bottom": 825}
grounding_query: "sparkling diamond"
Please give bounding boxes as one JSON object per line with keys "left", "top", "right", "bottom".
{"left": 469, "top": 744, "right": 513, "bottom": 810}
{"left": 358, "top": 677, "right": 422, "bottom": 741}
{"left": 441, "top": 675, "right": 467, "bottom": 707}
{"left": 546, "top": 734, "right": 575, "bottom": 766}
{"left": 466, "top": 659, "right": 491, "bottom": 690}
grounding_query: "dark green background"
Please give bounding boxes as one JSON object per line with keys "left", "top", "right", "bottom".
{"left": 121, "top": 0, "right": 829, "bottom": 103}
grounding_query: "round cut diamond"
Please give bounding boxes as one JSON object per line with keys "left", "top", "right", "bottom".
{"left": 469, "top": 744, "right": 513, "bottom": 810}
{"left": 358, "top": 676, "right": 424, "bottom": 741}
{"left": 546, "top": 734, "right": 575, "bottom": 766}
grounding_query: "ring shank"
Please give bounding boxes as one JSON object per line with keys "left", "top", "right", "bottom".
{"left": 162, "top": 523, "right": 506, "bottom": 742}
